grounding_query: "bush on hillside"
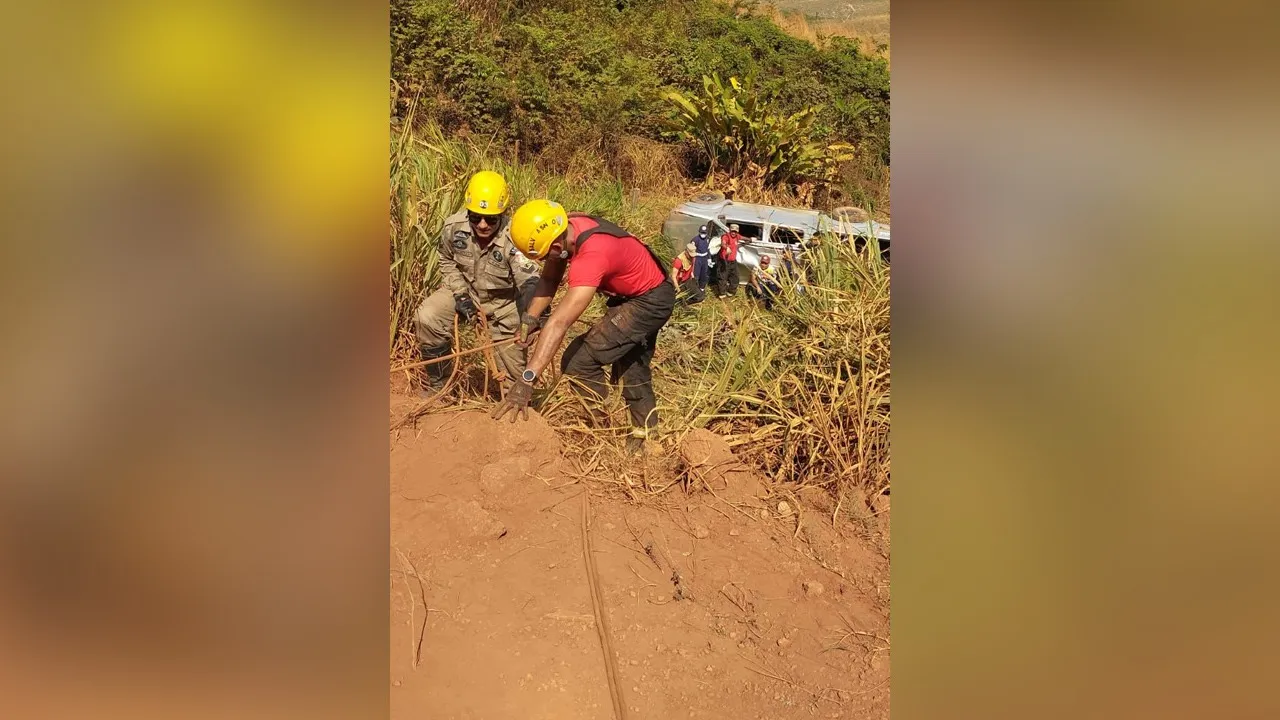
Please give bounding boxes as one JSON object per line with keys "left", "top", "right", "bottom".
{"left": 665, "top": 73, "right": 857, "bottom": 186}
{"left": 390, "top": 0, "right": 890, "bottom": 167}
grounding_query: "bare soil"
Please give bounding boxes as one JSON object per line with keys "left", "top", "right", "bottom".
{"left": 389, "top": 393, "right": 889, "bottom": 719}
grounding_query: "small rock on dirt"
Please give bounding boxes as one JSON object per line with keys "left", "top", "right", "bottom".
{"left": 802, "top": 580, "right": 825, "bottom": 598}
{"left": 776, "top": 637, "right": 791, "bottom": 648}
{"left": 693, "top": 525, "right": 710, "bottom": 539}
{"left": 444, "top": 499, "right": 507, "bottom": 541}
{"left": 777, "top": 501, "right": 793, "bottom": 517}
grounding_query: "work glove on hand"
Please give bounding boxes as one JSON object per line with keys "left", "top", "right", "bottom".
{"left": 516, "top": 278, "right": 539, "bottom": 316}
{"left": 454, "top": 294, "right": 478, "bottom": 322}
{"left": 517, "top": 312, "right": 542, "bottom": 347}
{"left": 490, "top": 379, "right": 533, "bottom": 423}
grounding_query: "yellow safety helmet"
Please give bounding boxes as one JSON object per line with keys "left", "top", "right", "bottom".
{"left": 510, "top": 199, "right": 569, "bottom": 260}
{"left": 464, "top": 170, "right": 511, "bottom": 215}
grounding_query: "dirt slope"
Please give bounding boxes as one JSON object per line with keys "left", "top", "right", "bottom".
{"left": 389, "top": 400, "right": 889, "bottom": 719}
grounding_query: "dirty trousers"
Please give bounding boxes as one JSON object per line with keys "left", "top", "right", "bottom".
{"left": 716, "top": 261, "right": 740, "bottom": 296}
{"left": 677, "top": 278, "right": 704, "bottom": 305}
{"left": 559, "top": 281, "right": 676, "bottom": 433}
{"left": 414, "top": 287, "right": 525, "bottom": 381}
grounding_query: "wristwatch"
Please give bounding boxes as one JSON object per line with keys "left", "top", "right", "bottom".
{"left": 522, "top": 369, "right": 537, "bottom": 384}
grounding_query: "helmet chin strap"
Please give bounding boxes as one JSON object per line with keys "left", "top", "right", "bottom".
{"left": 555, "top": 229, "right": 572, "bottom": 260}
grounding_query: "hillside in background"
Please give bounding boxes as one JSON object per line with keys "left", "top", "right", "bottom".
{"left": 775, "top": 0, "right": 889, "bottom": 22}
{"left": 769, "top": 0, "right": 889, "bottom": 52}
{"left": 392, "top": 0, "right": 889, "bottom": 208}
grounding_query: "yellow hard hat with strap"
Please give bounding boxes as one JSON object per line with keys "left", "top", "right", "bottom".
{"left": 510, "top": 199, "right": 568, "bottom": 259}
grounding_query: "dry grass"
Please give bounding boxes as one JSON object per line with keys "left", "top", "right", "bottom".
{"left": 655, "top": 240, "right": 890, "bottom": 509}
{"left": 614, "top": 136, "right": 690, "bottom": 196}
{"left": 521, "top": 237, "right": 891, "bottom": 516}
{"left": 760, "top": 3, "right": 890, "bottom": 60}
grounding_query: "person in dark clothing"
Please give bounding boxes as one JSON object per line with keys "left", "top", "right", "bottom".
{"left": 495, "top": 199, "right": 676, "bottom": 454}
{"left": 691, "top": 225, "right": 711, "bottom": 293}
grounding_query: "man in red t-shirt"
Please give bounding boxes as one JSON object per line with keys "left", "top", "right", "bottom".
{"left": 493, "top": 199, "right": 676, "bottom": 453}
{"left": 716, "top": 223, "right": 743, "bottom": 297}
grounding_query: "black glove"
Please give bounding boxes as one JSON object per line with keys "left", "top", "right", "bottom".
{"left": 516, "top": 278, "right": 539, "bottom": 317}
{"left": 517, "top": 313, "right": 542, "bottom": 347}
{"left": 490, "top": 379, "right": 533, "bottom": 423}
{"left": 454, "top": 294, "right": 478, "bottom": 322}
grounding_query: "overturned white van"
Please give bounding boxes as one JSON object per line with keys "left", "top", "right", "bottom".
{"left": 661, "top": 194, "right": 890, "bottom": 277}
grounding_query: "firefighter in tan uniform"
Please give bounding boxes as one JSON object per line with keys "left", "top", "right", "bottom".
{"left": 415, "top": 171, "right": 543, "bottom": 394}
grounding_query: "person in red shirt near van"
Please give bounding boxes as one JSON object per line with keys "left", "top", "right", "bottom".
{"left": 671, "top": 241, "right": 702, "bottom": 304}
{"left": 716, "top": 222, "right": 743, "bottom": 297}
{"left": 493, "top": 199, "right": 676, "bottom": 453}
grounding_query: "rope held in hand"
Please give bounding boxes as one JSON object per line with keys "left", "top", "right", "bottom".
{"left": 391, "top": 336, "right": 520, "bottom": 372}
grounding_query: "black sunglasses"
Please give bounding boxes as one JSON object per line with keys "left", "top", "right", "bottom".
{"left": 468, "top": 212, "right": 500, "bottom": 227}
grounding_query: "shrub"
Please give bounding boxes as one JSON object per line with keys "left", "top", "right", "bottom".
{"left": 391, "top": 0, "right": 890, "bottom": 166}
{"left": 665, "top": 73, "right": 857, "bottom": 186}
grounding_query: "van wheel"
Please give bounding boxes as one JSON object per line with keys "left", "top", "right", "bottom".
{"left": 691, "top": 191, "right": 725, "bottom": 204}
{"left": 832, "top": 206, "right": 869, "bottom": 222}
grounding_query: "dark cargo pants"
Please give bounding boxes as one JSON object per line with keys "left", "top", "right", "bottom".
{"left": 716, "top": 260, "right": 739, "bottom": 297}
{"left": 560, "top": 281, "right": 676, "bottom": 434}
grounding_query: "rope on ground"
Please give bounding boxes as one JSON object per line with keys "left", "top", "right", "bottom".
{"left": 390, "top": 335, "right": 520, "bottom": 372}
{"left": 582, "top": 491, "right": 629, "bottom": 720}
{"left": 475, "top": 310, "right": 509, "bottom": 383}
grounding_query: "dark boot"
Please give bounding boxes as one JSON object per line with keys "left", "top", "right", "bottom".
{"left": 585, "top": 406, "right": 611, "bottom": 429}
{"left": 415, "top": 343, "right": 453, "bottom": 397}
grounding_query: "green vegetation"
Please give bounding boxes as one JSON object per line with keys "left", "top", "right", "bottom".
{"left": 391, "top": 0, "right": 889, "bottom": 178}
{"left": 665, "top": 72, "right": 857, "bottom": 186}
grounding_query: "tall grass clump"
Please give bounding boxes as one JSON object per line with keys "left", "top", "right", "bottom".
{"left": 656, "top": 238, "right": 890, "bottom": 510}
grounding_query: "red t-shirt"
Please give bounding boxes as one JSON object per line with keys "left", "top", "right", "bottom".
{"left": 672, "top": 254, "right": 693, "bottom": 282}
{"left": 720, "top": 232, "right": 741, "bottom": 261}
{"left": 566, "top": 216, "right": 666, "bottom": 297}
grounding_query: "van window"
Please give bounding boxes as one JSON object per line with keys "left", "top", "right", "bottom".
{"left": 732, "top": 222, "right": 764, "bottom": 242}
{"left": 770, "top": 226, "right": 804, "bottom": 246}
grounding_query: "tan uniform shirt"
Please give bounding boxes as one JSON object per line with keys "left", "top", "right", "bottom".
{"left": 438, "top": 210, "right": 542, "bottom": 304}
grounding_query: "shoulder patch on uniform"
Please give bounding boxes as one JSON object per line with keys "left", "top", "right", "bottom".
{"left": 520, "top": 259, "right": 539, "bottom": 273}
{"left": 452, "top": 230, "right": 469, "bottom": 250}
